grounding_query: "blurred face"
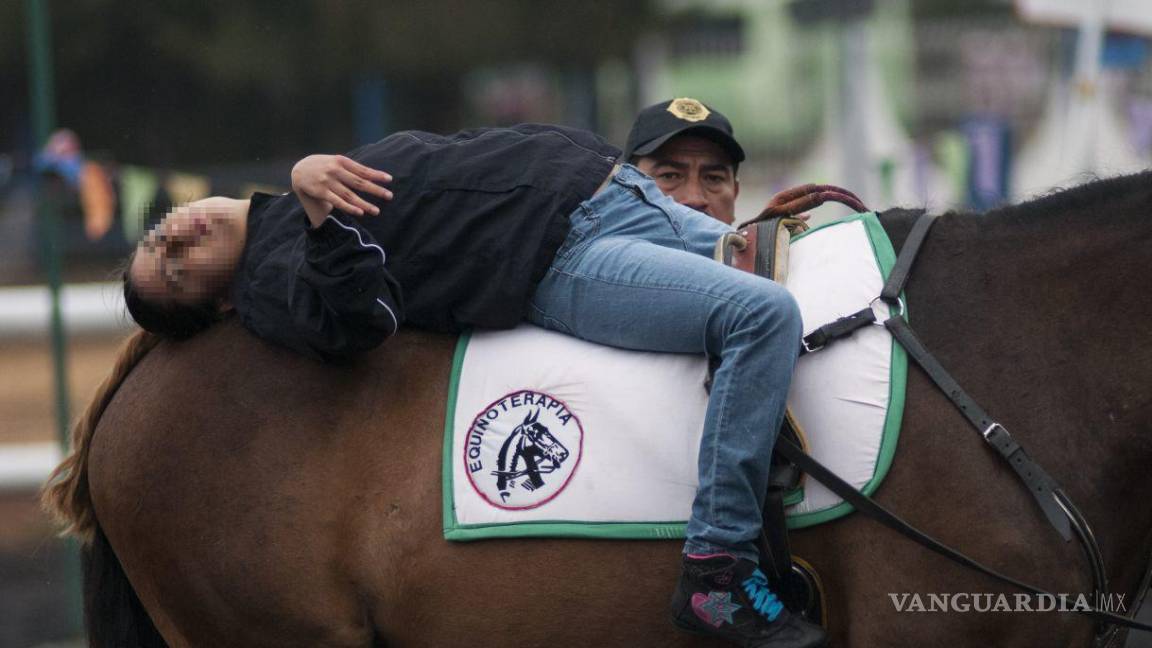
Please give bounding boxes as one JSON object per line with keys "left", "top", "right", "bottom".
{"left": 128, "top": 200, "right": 249, "bottom": 308}
{"left": 634, "top": 136, "right": 739, "bottom": 224}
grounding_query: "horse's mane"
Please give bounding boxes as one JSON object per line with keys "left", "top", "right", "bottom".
{"left": 40, "top": 329, "right": 161, "bottom": 544}
{"left": 976, "top": 169, "right": 1152, "bottom": 226}
{"left": 881, "top": 170, "right": 1152, "bottom": 251}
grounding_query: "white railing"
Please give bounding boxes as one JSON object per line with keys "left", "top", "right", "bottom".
{"left": 0, "top": 442, "right": 60, "bottom": 489}
{"left": 0, "top": 281, "right": 130, "bottom": 337}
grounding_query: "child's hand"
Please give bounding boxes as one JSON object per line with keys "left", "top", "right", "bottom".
{"left": 291, "top": 155, "right": 393, "bottom": 227}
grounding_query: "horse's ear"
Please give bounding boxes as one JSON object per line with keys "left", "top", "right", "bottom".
{"left": 528, "top": 409, "right": 539, "bottom": 424}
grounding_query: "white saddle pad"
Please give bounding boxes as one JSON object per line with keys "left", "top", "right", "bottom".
{"left": 443, "top": 212, "right": 906, "bottom": 541}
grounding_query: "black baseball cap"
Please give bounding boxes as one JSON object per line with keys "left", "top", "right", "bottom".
{"left": 622, "top": 97, "right": 745, "bottom": 165}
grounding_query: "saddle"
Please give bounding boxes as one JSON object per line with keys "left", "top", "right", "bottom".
{"left": 712, "top": 184, "right": 871, "bottom": 625}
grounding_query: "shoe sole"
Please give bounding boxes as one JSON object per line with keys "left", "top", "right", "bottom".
{"left": 672, "top": 615, "right": 828, "bottom": 648}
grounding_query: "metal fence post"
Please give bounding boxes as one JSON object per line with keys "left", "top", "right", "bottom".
{"left": 25, "top": 0, "right": 82, "bottom": 638}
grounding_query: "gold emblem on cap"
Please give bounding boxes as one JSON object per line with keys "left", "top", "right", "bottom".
{"left": 666, "top": 98, "right": 710, "bottom": 122}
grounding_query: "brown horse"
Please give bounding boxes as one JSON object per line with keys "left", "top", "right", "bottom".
{"left": 44, "top": 172, "right": 1152, "bottom": 647}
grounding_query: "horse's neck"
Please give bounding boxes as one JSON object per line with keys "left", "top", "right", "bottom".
{"left": 877, "top": 208, "right": 926, "bottom": 255}
{"left": 896, "top": 196, "right": 1152, "bottom": 453}
{"left": 883, "top": 190, "right": 1152, "bottom": 585}
{"left": 882, "top": 188, "right": 1151, "bottom": 323}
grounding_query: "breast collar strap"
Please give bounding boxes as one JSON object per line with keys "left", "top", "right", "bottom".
{"left": 790, "top": 211, "right": 1150, "bottom": 638}
{"left": 877, "top": 213, "right": 1076, "bottom": 541}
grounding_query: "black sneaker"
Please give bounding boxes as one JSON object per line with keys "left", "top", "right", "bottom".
{"left": 670, "top": 554, "right": 827, "bottom": 648}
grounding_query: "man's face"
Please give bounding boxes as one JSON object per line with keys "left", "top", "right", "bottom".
{"left": 634, "top": 135, "right": 739, "bottom": 224}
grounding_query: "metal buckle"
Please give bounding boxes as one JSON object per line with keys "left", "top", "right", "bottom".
{"left": 725, "top": 232, "right": 748, "bottom": 252}
{"left": 870, "top": 296, "right": 906, "bottom": 323}
{"left": 801, "top": 338, "right": 824, "bottom": 353}
{"left": 981, "top": 422, "right": 1005, "bottom": 440}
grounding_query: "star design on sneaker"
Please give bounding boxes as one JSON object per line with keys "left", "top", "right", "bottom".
{"left": 693, "top": 590, "right": 742, "bottom": 627}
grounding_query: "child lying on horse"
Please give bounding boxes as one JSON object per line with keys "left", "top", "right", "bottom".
{"left": 125, "top": 124, "right": 826, "bottom": 648}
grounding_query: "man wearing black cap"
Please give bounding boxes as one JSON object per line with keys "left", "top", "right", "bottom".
{"left": 623, "top": 99, "right": 829, "bottom": 647}
{"left": 622, "top": 97, "right": 746, "bottom": 225}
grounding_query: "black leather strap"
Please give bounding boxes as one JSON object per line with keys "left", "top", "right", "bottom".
{"left": 774, "top": 437, "right": 1152, "bottom": 633}
{"left": 881, "top": 212, "right": 937, "bottom": 302}
{"left": 760, "top": 487, "right": 794, "bottom": 582}
{"left": 883, "top": 315, "right": 993, "bottom": 430}
{"left": 755, "top": 217, "right": 786, "bottom": 280}
{"left": 879, "top": 212, "right": 1072, "bottom": 540}
{"left": 801, "top": 307, "right": 875, "bottom": 354}
{"left": 884, "top": 315, "right": 1072, "bottom": 541}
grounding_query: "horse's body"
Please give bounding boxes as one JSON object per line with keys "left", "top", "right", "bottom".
{"left": 50, "top": 173, "right": 1152, "bottom": 647}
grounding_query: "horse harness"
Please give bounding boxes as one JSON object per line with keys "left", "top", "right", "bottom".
{"left": 715, "top": 188, "right": 1152, "bottom": 642}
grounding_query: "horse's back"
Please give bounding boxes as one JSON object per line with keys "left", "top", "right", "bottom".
{"left": 89, "top": 319, "right": 716, "bottom": 647}
{"left": 88, "top": 320, "right": 456, "bottom": 647}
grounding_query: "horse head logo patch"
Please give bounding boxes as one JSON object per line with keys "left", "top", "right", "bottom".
{"left": 464, "top": 390, "right": 583, "bottom": 510}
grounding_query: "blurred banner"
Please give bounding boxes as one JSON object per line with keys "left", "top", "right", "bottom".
{"left": 118, "top": 165, "right": 159, "bottom": 242}
{"left": 1016, "top": 0, "right": 1152, "bottom": 35}
{"left": 163, "top": 172, "right": 210, "bottom": 205}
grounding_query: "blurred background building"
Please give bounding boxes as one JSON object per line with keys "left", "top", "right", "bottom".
{"left": 1, "top": 1, "right": 1150, "bottom": 645}
{"left": 3, "top": 0, "right": 1151, "bottom": 284}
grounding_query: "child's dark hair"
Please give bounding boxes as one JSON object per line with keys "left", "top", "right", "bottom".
{"left": 122, "top": 250, "right": 222, "bottom": 340}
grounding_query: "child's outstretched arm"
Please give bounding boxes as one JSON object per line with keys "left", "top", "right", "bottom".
{"left": 240, "top": 155, "right": 402, "bottom": 362}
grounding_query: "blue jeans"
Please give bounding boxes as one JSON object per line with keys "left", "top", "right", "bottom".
{"left": 528, "top": 165, "right": 802, "bottom": 560}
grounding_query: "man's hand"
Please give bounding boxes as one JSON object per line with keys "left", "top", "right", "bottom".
{"left": 291, "top": 155, "right": 393, "bottom": 228}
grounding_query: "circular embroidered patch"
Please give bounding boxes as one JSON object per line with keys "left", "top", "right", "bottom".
{"left": 463, "top": 390, "right": 583, "bottom": 510}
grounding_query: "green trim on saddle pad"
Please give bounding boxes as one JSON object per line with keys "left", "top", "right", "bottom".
{"left": 441, "top": 333, "right": 469, "bottom": 541}
{"left": 442, "top": 211, "right": 907, "bottom": 540}
{"left": 783, "top": 212, "right": 907, "bottom": 529}
{"left": 783, "top": 488, "right": 804, "bottom": 507}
